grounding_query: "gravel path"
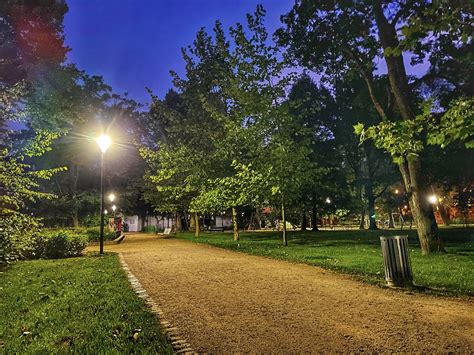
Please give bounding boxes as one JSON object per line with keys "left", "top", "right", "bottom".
{"left": 104, "top": 233, "right": 474, "bottom": 353}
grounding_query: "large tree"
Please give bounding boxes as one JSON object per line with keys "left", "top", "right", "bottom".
{"left": 277, "top": 0, "right": 472, "bottom": 254}
{"left": 0, "top": 0, "right": 72, "bottom": 264}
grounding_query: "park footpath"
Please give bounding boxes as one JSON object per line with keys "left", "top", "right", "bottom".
{"left": 104, "top": 233, "right": 474, "bottom": 353}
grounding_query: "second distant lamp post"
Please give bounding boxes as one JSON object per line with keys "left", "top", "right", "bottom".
{"left": 96, "top": 134, "right": 112, "bottom": 255}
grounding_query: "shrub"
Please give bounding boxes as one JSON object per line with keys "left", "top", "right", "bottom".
{"left": 23, "top": 230, "right": 88, "bottom": 260}
{"left": 81, "top": 214, "right": 101, "bottom": 227}
{"left": 0, "top": 214, "right": 40, "bottom": 267}
{"left": 67, "top": 233, "right": 89, "bottom": 256}
{"left": 142, "top": 225, "right": 157, "bottom": 233}
{"left": 44, "top": 232, "right": 69, "bottom": 259}
{"left": 46, "top": 227, "right": 117, "bottom": 242}
{"left": 0, "top": 217, "right": 18, "bottom": 267}
{"left": 72, "top": 227, "right": 116, "bottom": 242}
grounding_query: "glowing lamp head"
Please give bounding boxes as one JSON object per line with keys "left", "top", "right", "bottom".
{"left": 325, "top": 197, "right": 331, "bottom": 204}
{"left": 108, "top": 193, "right": 115, "bottom": 202}
{"left": 96, "top": 134, "right": 112, "bottom": 153}
{"left": 428, "top": 194, "right": 437, "bottom": 204}
{"left": 112, "top": 205, "right": 117, "bottom": 212}
{"left": 104, "top": 209, "right": 108, "bottom": 215}
{"left": 394, "top": 189, "right": 399, "bottom": 194}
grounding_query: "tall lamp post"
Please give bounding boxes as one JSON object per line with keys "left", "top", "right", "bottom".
{"left": 96, "top": 134, "right": 112, "bottom": 255}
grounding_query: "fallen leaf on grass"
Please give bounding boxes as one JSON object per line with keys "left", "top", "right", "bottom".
{"left": 132, "top": 332, "right": 140, "bottom": 342}
{"left": 131, "top": 328, "right": 142, "bottom": 342}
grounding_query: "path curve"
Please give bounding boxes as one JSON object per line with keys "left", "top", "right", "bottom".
{"left": 105, "top": 234, "right": 473, "bottom": 353}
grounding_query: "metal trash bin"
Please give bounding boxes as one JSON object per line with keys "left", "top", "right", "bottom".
{"left": 380, "top": 235, "right": 413, "bottom": 287}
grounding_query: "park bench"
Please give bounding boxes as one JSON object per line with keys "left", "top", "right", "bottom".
{"left": 113, "top": 233, "right": 126, "bottom": 244}
{"left": 158, "top": 227, "right": 174, "bottom": 237}
{"left": 209, "top": 226, "right": 225, "bottom": 232}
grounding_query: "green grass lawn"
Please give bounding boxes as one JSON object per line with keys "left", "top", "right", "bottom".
{"left": 176, "top": 228, "right": 474, "bottom": 296}
{"left": 0, "top": 254, "right": 172, "bottom": 353}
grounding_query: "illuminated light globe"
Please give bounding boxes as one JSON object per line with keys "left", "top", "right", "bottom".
{"left": 109, "top": 193, "right": 116, "bottom": 202}
{"left": 112, "top": 205, "right": 117, "bottom": 212}
{"left": 325, "top": 197, "right": 331, "bottom": 204}
{"left": 428, "top": 195, "right": 437, "bottom": 204}
{"left": 96, "top": 134, "right": 112, "bottom": 153}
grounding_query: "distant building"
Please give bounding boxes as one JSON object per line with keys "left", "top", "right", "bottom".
{"left": 121, "top": 213, "right": 232, "bottom": 232}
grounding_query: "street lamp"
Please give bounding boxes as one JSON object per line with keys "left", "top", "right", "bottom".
{"left": 108, "top": 193, "right": 115, "bottom": 202}
{"left": 428, "top": 194, "right": 437, "bottom": 204}
{"left": 325, "top": 197, "right": 331, "bottom": 204}
{"left": 96, "top": 134, "right": 112, "bottom": 255}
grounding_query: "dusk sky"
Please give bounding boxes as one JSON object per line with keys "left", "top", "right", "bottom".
{"left": 63, "top": 0, "right": 430, "bottom": 106}
{"left": 64, "top": 0, "right": 293, "bottom": 104}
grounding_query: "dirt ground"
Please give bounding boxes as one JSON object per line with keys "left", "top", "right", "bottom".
{"left": 100, "top": 233, "right": 474, "bottom": 353}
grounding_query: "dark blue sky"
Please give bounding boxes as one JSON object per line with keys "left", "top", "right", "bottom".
{"left": 64, "top": 0, "right": 293, "bottom": 104}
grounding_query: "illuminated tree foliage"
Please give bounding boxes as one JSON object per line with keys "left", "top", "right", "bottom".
{"left": 278, "top": 0, "right": 473, "bottom": 254}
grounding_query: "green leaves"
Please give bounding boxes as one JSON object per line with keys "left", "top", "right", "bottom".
{"left": 23, "top": 130, "right": 62, "bottom": 158}
{"left": 143, "top": 6, "right": 310, "bottom": 217}
{"left": 355, "top": 98, "right": 474, "bottom": 162}
{"left": 427, "top": 97, "right": 474, "bottom": 148}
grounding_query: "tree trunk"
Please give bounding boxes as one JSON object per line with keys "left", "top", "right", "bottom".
{"left": 232, "top": 207, "right": 239, "bottom": 241}
{"left": 175, "top": 211, "right": 182, "bottom": 232}
{"left": 311, "top": 204, "right": 319, "bottom": 231}
{"left": 256, "top": 208, "right": 262, "bottom": 229}
{"left": 438, "top": 205, "right": 451, "bottom": 226}
{"left": 282, "top": 197, "right": 288, "bottom": 246}
{"left": 399, "top": 156, "right": 444, "bottom": 254}
{"left": 359, "top": 207, "right": 365, "bottom": 229}
{"left": 366, "top": 181, "right": 378, "bottom": 230}
{"left": 194, "top": 213, "right": 200, "bottom": 238}
{"left": 301, "top": 209, "right": 307, "bottom": 231}
{"left": 190, "top": 212, "right": 195, "bottom": 231}
{"left": 182, "top": 210, "right": 189, "bottom": 230}
{"left": 363, "top": 145, "right": 378, "bottom": 230}
{"left": 72, "top": 211, "right": 79, "bottom": 228}
{"left": 373, "top": 1, "right": 443, "bottom": 254}
{"left": 388, "top": 208, "right": 395, "bottom": 228}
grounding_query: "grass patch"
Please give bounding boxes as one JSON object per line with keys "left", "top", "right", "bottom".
{"left": 176, "top": 228, "right": 474, "bottom": 296}
{"left": 0, "top": 254, "right": 172, "bottom": 353}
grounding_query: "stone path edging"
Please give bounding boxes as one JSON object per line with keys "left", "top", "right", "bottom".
{"left": 118, "top": 253, "right": 194, "bottom": 354}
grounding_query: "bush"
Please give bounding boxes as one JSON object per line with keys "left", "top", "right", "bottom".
{"left": 142, "top": 225, "right": 157, "bottom": 233}
{"left": 67, "top": 233, "right": 89, "bottom": 257}
{"left": 81, "top": 214, "right": 101, "bottom": 227}
{"left": 23, "top": 230, "right": 88, "bottom": 260}
{"left": 0, "top": 213, "right": 40, "bottom": 267}
{"left": 72, "top": 227, "right": 116, "bottom": 242}
{"left": 46, "top": 227, "right": 117, "bottom": 242}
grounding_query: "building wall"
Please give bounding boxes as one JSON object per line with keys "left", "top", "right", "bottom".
{"left": 124, "top": 215, "right": 141, "bottom": 232}
{"left": 215, "top": 216, "right": 232, "bottom": 228}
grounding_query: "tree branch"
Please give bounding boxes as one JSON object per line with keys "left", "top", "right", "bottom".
{"left": 342, "top": 47, "right": 388, "bottom": 121}
{"left": 374, "top": 184, "right": 389, "bottom": 199}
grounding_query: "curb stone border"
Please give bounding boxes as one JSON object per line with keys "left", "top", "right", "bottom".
{"left": 118, "top": 253, "right": 195, "bottom": 354}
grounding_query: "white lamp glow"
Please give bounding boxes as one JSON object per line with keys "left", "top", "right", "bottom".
{"left": 325, "top": 197, "right": 331, "bottom": 204}
{"left": 108, "top": 193, "right": 116, "bottom": 202}
{"left": 96, "top": 134, "right": 112, "bottom": 153}
{"left": 112, "top": 205, "right": 117, "bottom": 212}
{"left": 428, "top": 194, "right": 437, "bottom": 204}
